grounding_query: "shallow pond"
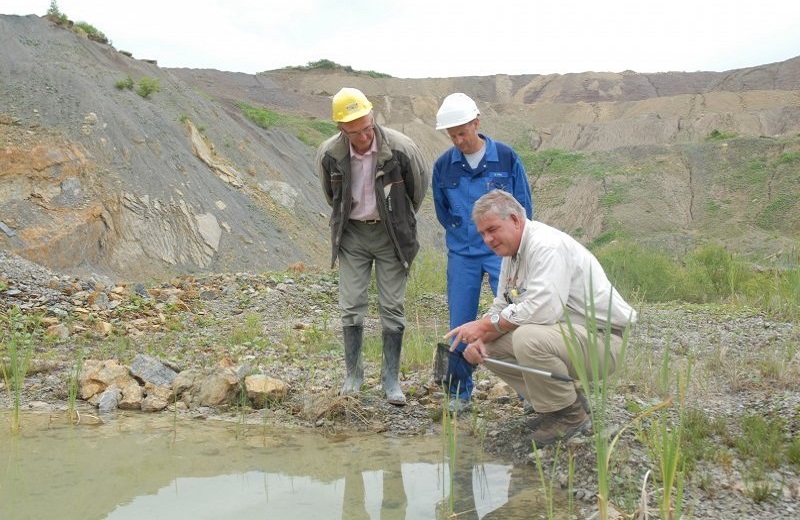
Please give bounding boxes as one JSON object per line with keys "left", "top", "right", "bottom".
{"left": 1, "top": 410, "right": 569, "bottom": 519}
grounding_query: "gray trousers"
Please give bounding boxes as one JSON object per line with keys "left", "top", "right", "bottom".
{"left": 338, "top": 221, "right": 407, "bottom": 332}
{"left": 486, "top": 323, "right": 622, "bottom": 413}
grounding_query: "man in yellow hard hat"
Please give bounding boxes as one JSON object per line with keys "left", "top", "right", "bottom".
{"left": 316, "top": 87, "right": 429, "bottom": 405}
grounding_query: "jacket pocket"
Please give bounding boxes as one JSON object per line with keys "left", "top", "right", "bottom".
{"left": 486, "top": 171, "right": 511, "bottom": 191}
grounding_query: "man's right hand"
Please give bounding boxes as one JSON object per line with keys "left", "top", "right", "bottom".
{"left": 463, "top": 340, "right": 488, "bottom": 365}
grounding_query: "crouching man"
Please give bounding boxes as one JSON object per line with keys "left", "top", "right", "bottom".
{"left": 445, "top": 190, "right": 637, "bottom": 445}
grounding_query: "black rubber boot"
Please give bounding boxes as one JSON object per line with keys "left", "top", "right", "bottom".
{"left": 340, "top": 325, "right": 364, "bottom": 396}
{"left": 381, "top": 330, "right": 406, "bottom": 406}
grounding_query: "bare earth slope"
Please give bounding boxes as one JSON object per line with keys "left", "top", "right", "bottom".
{"left": 2, "top": 13, "right": 799, "bottom": 282}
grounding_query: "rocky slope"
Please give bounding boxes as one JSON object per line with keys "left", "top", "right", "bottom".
{"left": 2, "top": 13, "right": 799, "bottom": 282}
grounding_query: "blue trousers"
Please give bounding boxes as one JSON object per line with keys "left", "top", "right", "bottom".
{"left": 446, "top": 251, "right": 501, "bottom": 399}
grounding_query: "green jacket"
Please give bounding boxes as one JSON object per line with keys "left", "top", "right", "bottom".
{"left": 316, "top": 125, "right": 428, "bottom": 270}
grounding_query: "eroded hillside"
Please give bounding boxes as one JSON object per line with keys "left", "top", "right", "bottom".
{"left": 2, "top": 13, "right": 799, "bottom": 282}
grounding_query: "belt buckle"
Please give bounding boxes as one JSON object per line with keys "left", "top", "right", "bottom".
{"left": 364, "top": 219, "right": 379, "bottom": 225}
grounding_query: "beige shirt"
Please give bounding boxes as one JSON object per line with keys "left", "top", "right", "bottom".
{"left": 348, "top": 138, "right": 379, "bottom": 221}
{"left": 490, "top": 220, "right": 637, "bottom": 330}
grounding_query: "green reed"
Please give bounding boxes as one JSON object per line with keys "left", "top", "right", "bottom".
{"left": 66, "top": 351, "right": 84, "bottom": 424}
{"left": 564, "top": 296, "right": 686, "bottom": 519}
{"left": 1, "top": 307, "right": 37, "bottom": 433}
{"left": 529, "top": 439, "right": 562, "bottom": 519}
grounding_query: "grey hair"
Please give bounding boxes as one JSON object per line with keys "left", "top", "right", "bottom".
{"left": 472, "top": 189, "right": 526, "bottom": 222}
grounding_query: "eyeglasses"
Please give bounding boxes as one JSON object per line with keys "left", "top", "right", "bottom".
{"left": 342, "top": 124, "right": 375, "bottom": 138}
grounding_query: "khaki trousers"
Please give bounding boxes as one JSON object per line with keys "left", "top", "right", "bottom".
{"left": 485, "top": 323, "right": 622, "bottom": 413}
{"left": 338, "top": 221, "right": 407, "bottom": 332}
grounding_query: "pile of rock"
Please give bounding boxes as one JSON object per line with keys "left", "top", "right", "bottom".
{"left": 81, "top": 353, "right": 289, "bottom": 413}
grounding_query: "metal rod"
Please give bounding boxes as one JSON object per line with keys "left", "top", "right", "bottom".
{"left": 437, "top": 342, "right": 573, "bottom": 382}
{"left": 483, "top": 357, "right": 574, "bottom": 382}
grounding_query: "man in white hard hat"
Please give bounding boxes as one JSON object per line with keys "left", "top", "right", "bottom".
{"left": 316, "top": 87, "right": 429, "bottom": 405}
{"left": 433, "top": 93, "right": 533, "bottom": 414}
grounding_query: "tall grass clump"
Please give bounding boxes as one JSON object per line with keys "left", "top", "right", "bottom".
{"left": 645, "top": 370, "right": 687, "bottom": 519}
{"left": 594, "top": 241, "right": 682, "bottom": 302}
{"left": 1, "top": 308, "right": 39, "bottom": 433}
{"left": 407, "top": 249, "right": 447, "bottom": 301}
{"left": 563, "top": 285, "right": 683, "bottom": 519}
{"left": 528, "top": 441, "right": 564, "bottom": 519}
{"left": 683, "top": 245, "right": 752, "bottom": 302}
{"left": 595, "top": 240, "right": 800, "bottom": 320}
{"left": 403, "top": 249, "right": 449, "bottom": 369}
{"left": 743, "top": 247, "right": 800, "bottom": 321}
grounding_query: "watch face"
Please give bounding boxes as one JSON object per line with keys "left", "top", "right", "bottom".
{"left": 491, "top": 314, "right": 499, "bottom": 323}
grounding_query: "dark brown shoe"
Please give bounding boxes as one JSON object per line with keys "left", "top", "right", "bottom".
{"left": 531, "top": 399, "right": 592, "bottom": 447}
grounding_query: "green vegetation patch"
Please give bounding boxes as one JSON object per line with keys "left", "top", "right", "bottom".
{"left": 276, "top": 59, "right": 391, "bottom": 79}
{"left": 516, "top": 146, "right": 586, "bottom": 177}
{"left": 756, "top": 194, "right": 798, "bottom": 232}
{"left": 237, "top": 102, "right": 338, "bottom": 147}
{"left": 114, "top": 76, "right": 160, "bottom": 98}
{"left": 706, "top": 129, "right": 737, "bottom": 141}
{"left": 74, "top": 21, "right": 108, "bottom": 43}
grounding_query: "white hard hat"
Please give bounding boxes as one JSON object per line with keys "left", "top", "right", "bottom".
{"left": 435, "top": 93, "right": 480, "bottom": 130}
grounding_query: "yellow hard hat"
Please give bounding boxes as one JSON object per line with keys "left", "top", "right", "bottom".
{"left": 332, "top": 87, "right": 373, "bottom": 123}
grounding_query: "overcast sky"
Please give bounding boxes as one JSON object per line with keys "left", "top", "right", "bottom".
{"left": 4, "top": 0, "right": 799, "bottom": 78}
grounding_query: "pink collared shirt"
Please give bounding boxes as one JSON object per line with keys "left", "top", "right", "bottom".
{"left": 348, "top": 138, "right": 380, "bottom": 221}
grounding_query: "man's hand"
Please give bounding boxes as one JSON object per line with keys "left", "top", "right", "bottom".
{"left": 445, "top": 316, "right": 509, "bottom": 344}
{"left": 462, "top": 339, "right": 488, "bottom": 365}
{"left": 444, "top": 319, "right": 488, "bottom": 348}
{"left": 444, "top": 317, "right": 503, "bottom": 364}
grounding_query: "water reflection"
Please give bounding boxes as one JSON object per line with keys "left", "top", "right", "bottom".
{"left": 0, "top": 411, "right": 562, "bottom": 519}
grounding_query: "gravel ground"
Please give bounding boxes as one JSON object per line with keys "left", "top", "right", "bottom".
{"left": 1, "top": 250, "right": 799, "bottom": 519}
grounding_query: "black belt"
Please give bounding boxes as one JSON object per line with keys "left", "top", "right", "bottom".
{"left": 350, "top": 219, "right": 381, "bottom": 225}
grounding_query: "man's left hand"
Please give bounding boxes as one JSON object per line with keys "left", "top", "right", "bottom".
{"left": 444, "top": 319, "right": 487, "bottom": 349}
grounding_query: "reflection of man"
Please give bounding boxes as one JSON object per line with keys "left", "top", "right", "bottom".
{"left": 341, "top": 466, "right": 407, "bottom": 519}
{"left": 316, "top": 87, "right": 428, "bottom": 405}
{"left": 446, "top": 190, "right": 637, "bottom": 445}
{"left": 432, "top": 93, "right": 533, "bottom": 414}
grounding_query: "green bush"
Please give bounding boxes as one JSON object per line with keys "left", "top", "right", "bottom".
{"left": 135, "top": 77, "right": 160, "bottom": 98}
{"left": 115, "top": 76, "right": 134, "bottom": 90}
{"left": 74, "top": 21, "right": 108, "bottom": 43}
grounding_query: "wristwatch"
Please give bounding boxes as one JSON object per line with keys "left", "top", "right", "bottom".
{"left": 490, "top": 313, "right": 503, "bottom": 333}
